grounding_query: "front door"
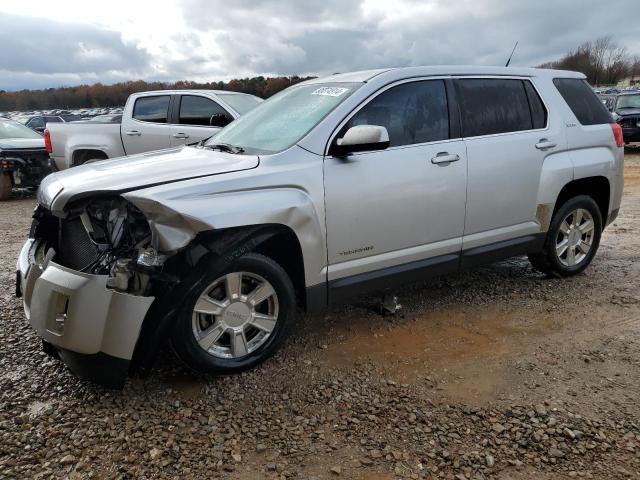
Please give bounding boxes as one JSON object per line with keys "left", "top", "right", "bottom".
{"left": 121, "top": 94, "right": 172, "bottom": 155}
{"left": 324, "top": 79, "right": 467, "bottom": 290}
{"left": 170, "top": 94, "right": 234, "bottom": 147}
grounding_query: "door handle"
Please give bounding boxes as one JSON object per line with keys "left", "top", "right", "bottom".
{"left": 124, "top": 130, "right": 141, "bottom": 136}
{"left": 535, "top": 139, "right": 557, "bottom": 150}
{"left": 172, "top": 133, "right": 190, "bottom": 139}
{"left": 431, "top": 152, "right": 460, "bottom": 165}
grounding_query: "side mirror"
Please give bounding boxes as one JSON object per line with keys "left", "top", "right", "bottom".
{"left": 209, "top": 113, "right": 232, "bottom": 128}
{"left": 330, "top": 125, "right": 390, "bottom": 156}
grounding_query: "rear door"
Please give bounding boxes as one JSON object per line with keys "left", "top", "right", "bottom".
{"left": 456, "top": 77, "right": 563, "bottom": 256}
{"left": 121, "top": 95, "right": 172, "bottom": 155}
{"left": 170, "top": 94, "right": 234, "bottom": 147}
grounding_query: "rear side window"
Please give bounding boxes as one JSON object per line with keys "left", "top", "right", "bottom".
{"left": 346, "top": 79, "right": 449, "bottom": 147}
{"left": 179, "top": 95, "right": 231, "bottom": 126}
{"left": 456, "top": 79, "right": 533, "bottom": 137}
{"left": 133, "top": 96, "right": 170, "bottom": 123}
{"left": 523, "top": 82, "right": 547, "bottom": 129}
{"left": 553, "top": 79, "right": 612, "bottom": 125}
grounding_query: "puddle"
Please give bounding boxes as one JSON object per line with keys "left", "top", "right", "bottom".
{"left": 323, "top": 307, "right": 555, "bottom": 403}
{"left": 164, "top": 373, "right": 205, "bottom": 401}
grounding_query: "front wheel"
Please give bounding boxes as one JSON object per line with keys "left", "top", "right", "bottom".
{"left": 171, "top": 253, "right": 296, "bottom": 374}
{"left": 528, "top": 195, "right": 602, "bottom": 277}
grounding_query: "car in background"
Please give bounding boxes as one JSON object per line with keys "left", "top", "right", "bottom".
{"left": 0, "top": 118, "right": 51, "bottom": 200}
{"left": 603, "top": 91, "right": 640, "bottom": 144}
{"left": 84, "top": 114, "right": 122, "bottom": 123}
{"left": 17, "top": 115, "right": 65, "bottom": 133}
{"left": 46, "top": 89, "right": 263, "bottom": 169}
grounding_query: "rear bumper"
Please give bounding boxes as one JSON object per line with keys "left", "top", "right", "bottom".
{"left": 16, "top": 239, "right": 154, "bottom": 388}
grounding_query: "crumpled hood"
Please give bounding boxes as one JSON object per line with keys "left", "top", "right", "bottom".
{"left": 0, "top": 138, "right": 45, "bottom": 150}
{"left": 40, "top": 146, "right": 259, "bottom": 212}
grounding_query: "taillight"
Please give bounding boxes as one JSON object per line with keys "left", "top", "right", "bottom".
{"left": 43, "top": 129, "right": 52, "bottom": 154}
{"left": 611, "top": 123, "right": 623, "bottom": 148}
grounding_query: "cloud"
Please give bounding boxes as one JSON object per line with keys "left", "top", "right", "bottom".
{"left": 1, "top": 0, "right": 638, "bottom": 91}
{"left": 0, "top": 12, "right": 151, "bottom": 90}
{"left": 177, "top": 0, "right": 639, "bottom": 78}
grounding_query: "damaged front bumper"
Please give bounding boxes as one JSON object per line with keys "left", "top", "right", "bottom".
{"left": 16, "top": 239, "right": 154, "bottom": 388}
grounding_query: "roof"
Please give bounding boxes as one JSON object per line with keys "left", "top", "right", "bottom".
{"left": 304, "top": 66, "right": 585, "bottom": 85}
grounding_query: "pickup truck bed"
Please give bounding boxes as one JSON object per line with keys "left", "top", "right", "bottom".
{"left": 46, "top": 89, "right": 262, "bottom": 170}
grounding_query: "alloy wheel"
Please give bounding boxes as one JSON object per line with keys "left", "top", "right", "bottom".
{"left": 555, "top": 208, "right": 595, "bottom": 267}
{"left": 191, "top": 271, "right": 279, "bottom": 359}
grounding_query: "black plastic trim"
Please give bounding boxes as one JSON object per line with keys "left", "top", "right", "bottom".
{"left": 460, "top": 233, "right": 545, "bottom": 269}
{"left": 445, "top": 78, "right": 462, "bottom": 140}
{"left": 606, "top": 208, "right": 619, "bottom": 227}
{"left": 328, "top": 253, "right": 459, "bottom": 305}
{"left": 56, "top": 347, "right": 129, "bottom": 389}
{"left": 305, "top": 282, "right": 328, "bottom": 312}
{"left": 323, "top": 233, "right": 547, "bottom": 308}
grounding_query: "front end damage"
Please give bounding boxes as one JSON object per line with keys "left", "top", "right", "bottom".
{"left": 17, "top": 194, "right": 277, "bottom": 388}
{"left": 17, "top": 196, "right": 177, "bottom": 388}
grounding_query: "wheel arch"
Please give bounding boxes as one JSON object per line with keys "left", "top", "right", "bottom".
{"left": 553, "top": 176, "right": 610, "bottom": 224}
{"left": 130, "top": 223, "right": 309, "bottom": 373}
{"left": 72, "top": 149, "right": 108, "bottom": 167}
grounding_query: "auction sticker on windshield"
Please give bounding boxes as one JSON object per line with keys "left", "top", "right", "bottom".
{"left": 311, "top": 87, "right": 349, "bottom": 97}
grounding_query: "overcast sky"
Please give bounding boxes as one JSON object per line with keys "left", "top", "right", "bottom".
{"left": 0, "top": 0, "right": 638, "bottom": 91}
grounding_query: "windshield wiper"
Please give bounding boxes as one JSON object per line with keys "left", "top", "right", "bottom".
{"left": 202, "top": 142, "right": 245, "bottom": 154}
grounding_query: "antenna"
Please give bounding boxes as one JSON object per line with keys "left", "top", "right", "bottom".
{"left": 505, "top": 41, "right": 519, "bottom": 67}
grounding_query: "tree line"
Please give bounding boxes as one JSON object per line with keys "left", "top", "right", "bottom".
{"left": 540, "top": 36, "right": 639, "bottom": 86}
{"left": 0, "top": 76, "right": 314, "bottom": 111}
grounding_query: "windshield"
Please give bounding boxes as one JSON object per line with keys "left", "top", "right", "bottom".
{"left": 0, "top": 120, "right": 42, "bottom": 139}
{"left": 616, "top": 94, "right": 640, "bottom": 110}
{"left": 217, "top": 93, "right": 263, "bottom": 115}
{"left": 207, "top": 82, "right": 361, "bottom": 154}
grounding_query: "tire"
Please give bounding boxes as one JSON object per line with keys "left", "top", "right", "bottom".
{"left": 0, "top": 174, "right": 12, "bottom": 201}
{"left": 528, "top": 195, "right": 602, "bottom": 277}
{"left": 171, "top": 253, "right": 296, "bottom": 374}
{"left": 74, "top": 151, "right": 107, "bottom": 166}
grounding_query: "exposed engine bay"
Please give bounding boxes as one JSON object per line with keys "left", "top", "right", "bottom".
{"left": 31, "top": 197, "right": 168, "bottom": 295}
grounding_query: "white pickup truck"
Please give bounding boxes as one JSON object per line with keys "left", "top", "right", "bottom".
{"left": 45, "top": 90, "right": 262, "bottom": 169}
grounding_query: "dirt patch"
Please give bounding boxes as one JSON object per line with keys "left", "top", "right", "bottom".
{"left": 323, "top": 307, "right": 559, "bottom": 403}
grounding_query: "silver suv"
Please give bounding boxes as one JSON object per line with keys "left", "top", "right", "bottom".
{"left": 16, "top": 66, "right": 624, "bottom": 387}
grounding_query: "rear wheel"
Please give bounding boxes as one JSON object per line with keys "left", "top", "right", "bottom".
{"left": 171, "top": 253, "right": 295, "bottom": 374}
{"left": 0, "top": 175, "right": 12, "bottom": 201}
{"left": 528, "top": 195, "right": 602, "bottom": 277}
{"left": 74, "top": 151, "right": 108, "bottom": 166}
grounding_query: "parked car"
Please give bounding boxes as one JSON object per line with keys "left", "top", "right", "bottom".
{"left": 17, "top": 66, "right": 624, "bottom": 387}
{"left": 45, "top": 90, "right": 263, "bottom": 170}
{"left": 0, "top": 119, "right": 52, "bottom": 200}
{"left": 603, "top": 91, "right": 640, "bottom": 144}
{"left": 84, "top": 114, "right": 122, "bottom": 123}
{"left": 17, "top": 115, "right": 65, "bottom": 133}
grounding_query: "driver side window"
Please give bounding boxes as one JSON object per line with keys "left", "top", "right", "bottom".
{"left": 344, "top": 80, "right": 450, "bottom": 147}
{"left": 179, "top": 95, "right": 233, "bottom": 127}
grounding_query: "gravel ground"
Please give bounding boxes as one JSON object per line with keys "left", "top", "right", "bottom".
{"left": 1, "top": 153, "right": 639, "bottom": 479}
